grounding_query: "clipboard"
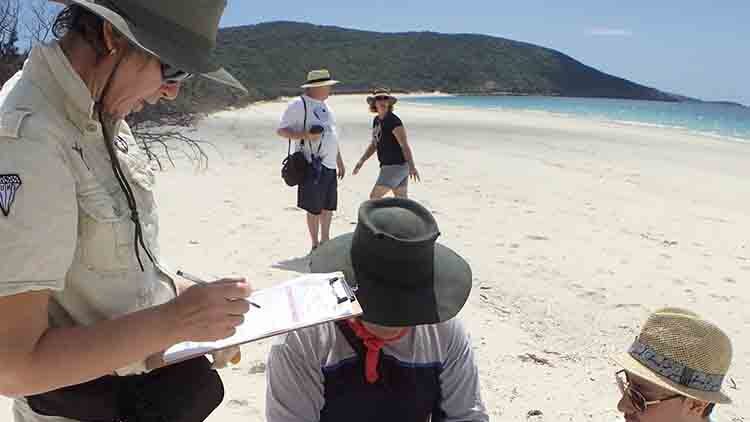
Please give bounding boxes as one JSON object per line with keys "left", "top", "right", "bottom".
{"left": 157, "top": 272, "right": 361, "bottom": 367}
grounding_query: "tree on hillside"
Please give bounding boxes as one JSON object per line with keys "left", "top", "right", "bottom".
{"left": 0, "top": 0, "right": 22, "bottom": 83}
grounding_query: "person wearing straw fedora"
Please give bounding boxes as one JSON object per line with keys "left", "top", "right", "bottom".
{"left": 614, "top": 308, "right": 734, "bottom": 422}
{"left": 277, "top": 69, "right": 347, "bottom": 253}
{"left": 0, "top": 1, "right": 253, "bottom": 421}
{"left": 265, "top": 198, "right": 488, "bottom": 422}
{"left": 354, "top": 88, "right": 421, "bottom": 199}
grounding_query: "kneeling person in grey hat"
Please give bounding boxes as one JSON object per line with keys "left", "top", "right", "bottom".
{"left": 277, "top": 69, "right": 346, "bottom": 253}
{"left": 613, "top": 308, "right": 734, "bottom": 422}
{"left": 265, "top": 198, "right": 488, "bottom": 422}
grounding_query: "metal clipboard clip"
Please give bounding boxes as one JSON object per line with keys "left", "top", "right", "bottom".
{"left": 329, "top": 276, "right": 358, "bottom": 304}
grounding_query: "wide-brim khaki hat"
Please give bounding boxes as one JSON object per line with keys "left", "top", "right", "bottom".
{"left": 614, "top": 308, "right": 733, "bottom": 404}
{"left": 367, "top": 88, "right": 398, "bottom": 106}
{"left": 301, "top": 69, "right": 339, "bottom": 88}
{"left": 52, "top": 0, "right": 247, "bottom": 93}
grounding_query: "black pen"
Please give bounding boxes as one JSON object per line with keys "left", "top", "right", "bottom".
{"left": 177, "top": 270, "right": 262, "bottom": 309}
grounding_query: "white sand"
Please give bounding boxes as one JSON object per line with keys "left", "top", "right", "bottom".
{"left": 3, "top": 95, "right": 748, "bottom": 421}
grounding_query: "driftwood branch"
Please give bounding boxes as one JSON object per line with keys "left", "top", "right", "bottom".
{"left": 0, "top": 0, "right": 19, "bottom": 48}
{"left": 0, "top": 0, "right": 19, "bottom": 36}
{"left": 23, "top": 0, "right": 56, "bottom": 49}
{"left": 132, "top": 128, "right": 215, "bottom": 170}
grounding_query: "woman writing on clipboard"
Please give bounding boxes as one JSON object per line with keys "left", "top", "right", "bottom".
{"left": 0, "top": 1, "right": 251, "bottom": 421}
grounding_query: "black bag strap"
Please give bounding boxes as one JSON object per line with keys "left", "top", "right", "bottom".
{"left": 302, "top": 95, "right": 308, "bottom": 146}
{"left": 334, "top": 321, "right": 392, "bottom": 386}
{"left": 301, "top": 96, "right": 322, "bottom": 157}
{"left": 287, "top": 95, "right": 308, "bottom": 157}
{"left": 335, "top": 320, "right": 368, "bottom": 358}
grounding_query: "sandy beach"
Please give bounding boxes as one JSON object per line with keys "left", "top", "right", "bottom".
{"left": 3, "top": 95, "right": 747, "bottom": 422}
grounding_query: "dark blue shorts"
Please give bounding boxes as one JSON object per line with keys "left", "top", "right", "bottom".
{"left": 298, "top": 166, "right": 338, "bottom": 215}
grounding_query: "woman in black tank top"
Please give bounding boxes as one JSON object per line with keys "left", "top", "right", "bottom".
{"left": 353, "top": 88, "right": 421, "bottom": 199}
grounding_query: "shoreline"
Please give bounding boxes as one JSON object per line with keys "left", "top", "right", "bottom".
{"left": 399, "top": 96, "right": 750, "bottom": 145}
{"left": 225, "top": 93, "right": 750, "bottom": 145}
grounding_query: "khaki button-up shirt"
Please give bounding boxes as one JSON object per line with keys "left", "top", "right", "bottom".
{"left": 0, "top": 41, "right": 177, "bottom": 421}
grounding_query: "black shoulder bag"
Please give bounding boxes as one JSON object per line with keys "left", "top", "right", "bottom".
{"left": 25, "top": 356, "right": 223, "bottom": 422}
{"left": 281, "top": 96, "right": 309, "bottom": 186}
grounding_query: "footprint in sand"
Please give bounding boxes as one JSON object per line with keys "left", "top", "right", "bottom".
{"left": 248, "top": 361, "right": 267, "bottom": 375}
{"left": 227, "top": 399, "right": 250, "bottom": 409}
{"left": 526, "top": 235, "right": 549, "bottom": 241}
{"left": 577, "top": 289, "right": 607, "bottom": 304}
{"left": 709, "top": 294, "right": 732, "bottom": 303}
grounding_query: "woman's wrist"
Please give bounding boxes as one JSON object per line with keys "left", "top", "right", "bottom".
{"left": 154, "top": 301, "right": 186, "bottom": 344}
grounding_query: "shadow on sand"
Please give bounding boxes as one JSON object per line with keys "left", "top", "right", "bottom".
{"left": 272, "top": 255, "right": 312, "bottom": 274}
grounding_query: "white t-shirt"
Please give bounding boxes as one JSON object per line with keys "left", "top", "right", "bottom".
{"left": 279, "top": 95, "right": 340, "bottom": 170}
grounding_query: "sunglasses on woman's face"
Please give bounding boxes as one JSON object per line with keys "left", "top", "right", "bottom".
{"left": 374, "top": 96, "right": 391, "bottom": 101}
{"left": 616, "top": 370, "right": 682, "bottom": 413}
{"left": 161, "top": 63, "right": 193, "bottom": 85}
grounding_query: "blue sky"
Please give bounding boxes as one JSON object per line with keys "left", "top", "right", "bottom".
{"left": 221, "top": 0, "right": 749, "bottom": 105}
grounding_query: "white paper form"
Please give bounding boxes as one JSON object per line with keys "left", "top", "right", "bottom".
{"left": 163, "top": 272, "right": 361, "bottom": 364}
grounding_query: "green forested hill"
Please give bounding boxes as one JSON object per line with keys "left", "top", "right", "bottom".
{"left": 149, "top": 21, "right": 681, "bottom": 119}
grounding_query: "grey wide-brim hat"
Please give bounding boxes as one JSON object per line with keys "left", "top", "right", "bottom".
{"left": 310, "top": 198, "right": 473, "bottom": 327}
{"left": 52, "top": 0, "right": 247, "bottom": 93}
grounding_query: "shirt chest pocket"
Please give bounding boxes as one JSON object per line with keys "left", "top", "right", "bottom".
{"left": 76, "top": 162, "right": 156, "bottom": 272}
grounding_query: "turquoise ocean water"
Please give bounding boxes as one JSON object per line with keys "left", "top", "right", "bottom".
{"left": 405, "top": 96, "right": 750, "bottom": 142}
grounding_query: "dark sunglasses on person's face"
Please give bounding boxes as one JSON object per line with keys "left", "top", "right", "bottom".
{"left": 375, "top": 96, "right": 391, "bottom": 102}
{"left": 161, "top": 63, "right": 193, "bottom": 85}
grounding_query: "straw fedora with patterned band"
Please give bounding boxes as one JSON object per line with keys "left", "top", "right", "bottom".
{"left": 367, "top": 88, "right": 398, "bottom": 106}
{"left": 50, "top": 0, "right": 247, "bottom": 93}
{"left": 615, "top": 308, "right": 733, "bottom": 404}
{"left": 301, "top": 69, "right": 340, "bottom": 88}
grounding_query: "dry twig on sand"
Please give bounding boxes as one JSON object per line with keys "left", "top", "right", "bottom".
{"left": 519, "top": 353, "right": 554, "bottom": 367}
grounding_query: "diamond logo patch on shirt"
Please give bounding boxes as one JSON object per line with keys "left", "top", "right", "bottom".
{"left": 114, "top": 136, "right": 129, "bottom": 154}
{"left": 0, "top": 174, "right": 22, "bottom": 217}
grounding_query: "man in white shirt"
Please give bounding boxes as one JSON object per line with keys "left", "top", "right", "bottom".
{"left": 277, "top": 69, "right": 346, "bottom": 253}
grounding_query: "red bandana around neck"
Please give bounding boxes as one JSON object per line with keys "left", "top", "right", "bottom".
{"left": 346, "top": 319, "right": 410, "bottom": 384}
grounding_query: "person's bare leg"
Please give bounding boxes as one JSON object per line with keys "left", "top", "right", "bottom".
{"left": 370, "top": 185, "right": 391, "bottom": 200}
{"left": 393, "top": 183, "right": 408, "bottom": 198}
{"left": 306, "top": 213, "right": 320, "bottom": 250}
{"left": 320, "top": 210, "right": 333, "bottom": 244}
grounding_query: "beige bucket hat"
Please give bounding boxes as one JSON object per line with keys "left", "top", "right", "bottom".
{"left": 301, "top": 69, "right": 339, "bottom": 88}
{"left": 614, "top": 308, "right": 733, "bottom": 404}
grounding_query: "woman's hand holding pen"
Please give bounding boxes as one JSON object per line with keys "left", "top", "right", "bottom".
{"left": 162, "top": 278, "right": 253, "bottom": 343}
